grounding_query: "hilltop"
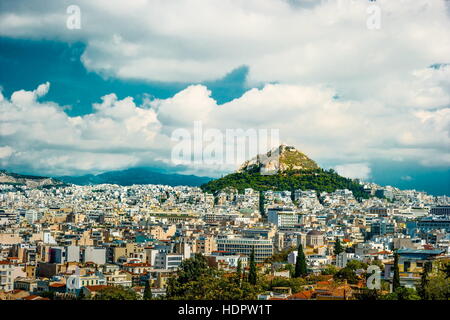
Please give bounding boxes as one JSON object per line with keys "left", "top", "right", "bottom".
{"left": 238, "top": 144, "right": 319, "bottom": 173}
{"left": 201, "top": 145, "right": 370, "bottom": 200}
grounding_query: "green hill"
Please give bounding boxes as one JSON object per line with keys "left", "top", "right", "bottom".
{"left": 200, "top": 145, "right": 370, "bottom": 200}
{"left": 200, "top": 168, "right": 369, "bottom": 200}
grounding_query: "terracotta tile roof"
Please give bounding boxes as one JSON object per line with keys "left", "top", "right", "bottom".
{"left": 374, "top": 250, "right": 391, "bottom": 255}
{"left": 316, "top": 280, "right": 333, "bottom": 286}
{"left": 84, "top": 285, "right": 109, "bottom": 292}
{"left": 123, "top": 263, "right": 151, "bottom": 267}
{"left": 288, "top": 290, "right": 313, "bottom": 300}
{"left": 10, "top": 289, "right": 25, "bottom": 294}
{"left": 23, "top": 295, "right": 50, "bottom": 300}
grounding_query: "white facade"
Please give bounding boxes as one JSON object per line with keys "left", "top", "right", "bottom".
{"left": 268, "top": 209, "right": 301, "bottom": 228}
{"left": 83, "top": 247, "right": 106, "bottom": 265}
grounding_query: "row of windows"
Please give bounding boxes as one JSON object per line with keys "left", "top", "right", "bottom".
{"left": 217, "top": 241, "right": 272, "bottom": 245}
{"left": 217, "top": 245, "right": 272, "bottom": 249}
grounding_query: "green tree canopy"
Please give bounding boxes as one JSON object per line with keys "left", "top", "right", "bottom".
{"left": 200, "top": 169, "right": 371, "bottom": 201}
{"left": 381, "top": 287, "right": 420, "bottom": 300}
{"left": 166, "top": 254, "right": 262, "bottom": 300}
{"left": 94, "top": 286, "right": 139, "bottom": 300}
{"left": 321, "top": 265, "right": 338, "bottom": 275}
{"left": 333, "top": 267, "right": 359, "bottom": 284}
{"left": 346, "top": 260, "right": 368, "bottom": 271}
{"left": 334, "top": 237, "right": 344, "bottom": 255}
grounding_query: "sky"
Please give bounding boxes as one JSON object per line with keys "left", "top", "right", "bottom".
{"left": 0, "top": 0, "right": 449, "bottom": 195}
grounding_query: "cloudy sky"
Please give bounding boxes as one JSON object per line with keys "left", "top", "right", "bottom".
{"left": 0, "top": 0, "right": 449, "bottom": 195}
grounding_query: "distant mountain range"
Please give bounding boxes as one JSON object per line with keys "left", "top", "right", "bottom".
{"left": 56, "top": 167, "right": 212, "bottom": 187}
{"left": 0, "top": 168, "right": 212, "bottom": 188}
{"left": 0, "top": 169, "right": 65, "bottom": 188}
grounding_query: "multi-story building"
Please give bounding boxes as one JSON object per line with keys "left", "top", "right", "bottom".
{"left": 306, "top": 230, "right": 325, "bottom": 247}
{"left": 0, "top": 261, "right": 14, "bottom": 292}
{"left": 82, "top": 247, "right": 106, "bottom": 265}
{"left": 268, "top": 208, "right": 302, "bottom": 228}
{"left": 195, "top": 236, "right": 217, "bottom": 255}
{"left": 216, "top": 238, "right": 273, "bottom": 263}
{"left": 0, "top": 210, "right": 17, "bottom": 226}
{"left": 430, "top": 206, "right": 450, "bottom": 217}
{"left": 384, "top": 248, "right": 446, "bottom": 288}
{"left": 417, "top": 218, "right": 450, "bottom": 232}
{"left": 369, "top": 220, "right": 395, "bottom": 238}
{"left": 154, "top": 253, "right": 184, "bottom": 270}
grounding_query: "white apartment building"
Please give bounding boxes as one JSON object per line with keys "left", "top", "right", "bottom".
{"left": 267, "top": 208, "right": 302, "bottom": 228}
{"left": 0, "top": 261, "right": 14, "bottom": 292}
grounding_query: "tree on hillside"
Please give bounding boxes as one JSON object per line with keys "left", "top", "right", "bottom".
{"left": 248, "top": 247, "right": 257, "bottom": 285}
{"left": 333, "top": 267, "right": 359, "bottom": 284}
{"left": 143, "top": 280, "right": 152, "bottom": 300}
{"left": 346, "top": 260, "right": 368, "bottom": 271}
{"left": 382, "top": 287, "right": 420, "bottom": 300}
{"left": 321, "top": 264, "right": 338, "bottom": 275}
{"left": 418, "top": 261, "right": 432, "bottom": 299}
{"left": 441, "top": 262, "right": 450, "bottom": 279}
{"left": 166, "top": 253, "right": 212, "bottom": 298}
{"left": 294, "top": 243, "right": 307, "bottom": 278}
{"left": 334, "top": 237, "right": 344, "bottom": 255}
{"left": 166, "top": 253, "right": 262, "bottom": 300}
{"left": 392, "top": 251, "right": 401, "bottom": 291}
{"left": 259, "top": 191, "right": 265, "bottom": 216}
{"left": 420, "top": 260, "right": 450, "bottom": 300}
{"left": 235, "top": 259, "right": 242, "bottom": 286}
{"left": 94, "top": 286, "right": 139, "bottom": 300}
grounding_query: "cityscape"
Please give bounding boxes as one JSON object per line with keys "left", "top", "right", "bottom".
{"left": 0, "top": 0, "right": 449, "bottom": 307}
{"left": 0, "top": 145, "right": 449, "bottom": 301}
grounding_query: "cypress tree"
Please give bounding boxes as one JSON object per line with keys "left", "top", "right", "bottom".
{"left": 248, "top": 247, "right": 257, "bottom": 285}
{"left": 334, "top": 237, "right": 344, "bottom": 255}
{"left": 143, "top": 279, "right": 152, "bottom": 300}
{"left": 392, "top": 251, "right": 401, "bottom": 291}
{"left": 236, "top": 259, "right": 242, "bottom": 286}
{"left": 294, "top": 243, "right": 307, "bottom": 278}
{"left": 259, "top": 191, "right": 265, "bottom": 217}
{"left": 419, "top": 261, "right": 432, "bottom": 299}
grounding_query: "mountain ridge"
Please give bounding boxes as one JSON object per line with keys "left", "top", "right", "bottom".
{"left": 0, "top": 169, "right": 65, "bottom": 188}
{"left": 57, "top": 167, "right": 212, "bottom": 187}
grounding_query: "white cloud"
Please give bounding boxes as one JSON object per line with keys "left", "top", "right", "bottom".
{"left": 334, "top": 163, "right": 371, "bottom": 180}
{"left": 1, "top": 0, "right": 450, "bottom": 89}
{"left": 1, "top": 81, "right": 448, "bottom": 177}
{"left": 0, "top": 0, "right": 450, "bottom": 178}
{"left": 35, "top": 82, "right": 50, "bottom": 97}
{"left": 0, "top": 146, "right": 13, "bottom": 159}
{"left": 0, "top": 83, "right": 168, "bottom": 175}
